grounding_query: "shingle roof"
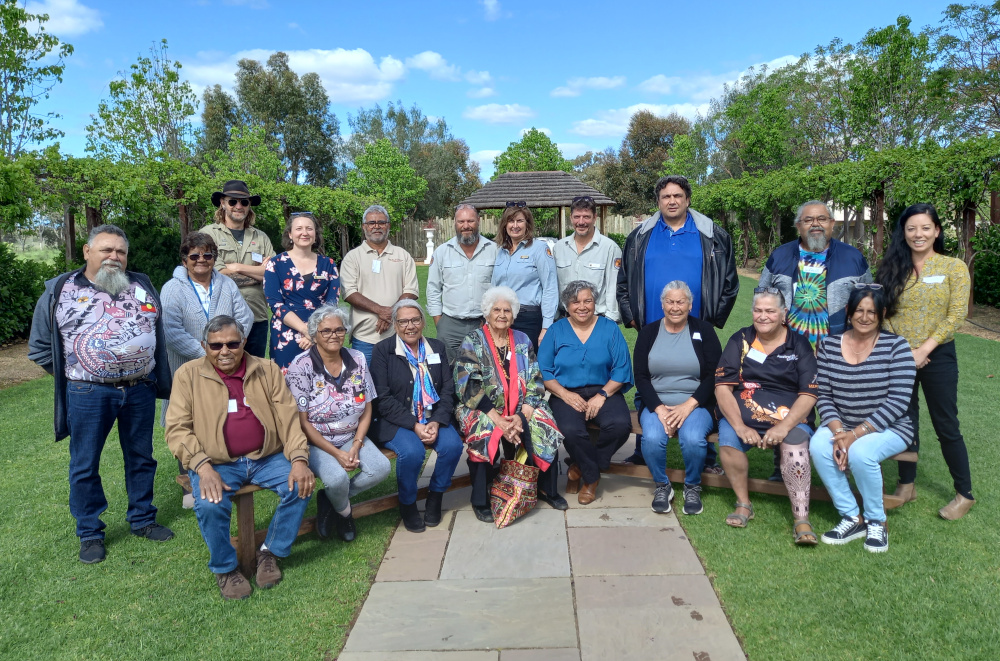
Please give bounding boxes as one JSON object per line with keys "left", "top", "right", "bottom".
{"left": 459, "top": 170, "right": 615, "bottom": 208}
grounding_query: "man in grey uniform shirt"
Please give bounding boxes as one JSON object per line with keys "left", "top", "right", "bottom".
{"left": 553, "top": 196, "right": 622, "bottom": 321}
{"left": 426, "top": 204, "right": 498, "bottom": 363}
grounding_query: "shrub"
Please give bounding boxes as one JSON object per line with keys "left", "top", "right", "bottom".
{"left": 0, "top": 242, "right": 58, "bottom": 345}
{"left": 607, "top": 233, "right": 627, "bottom": 250}
{"left": 972, "top": 225, "right": 1000, "bottom": 307}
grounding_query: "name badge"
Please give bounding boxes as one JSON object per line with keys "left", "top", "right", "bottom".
{"left": 588, "top": 262, "right": 603, "bottom": 269}
{"left": 746, "top": 348, "right": 768, "bottom": 364}
{"left": 135, "top": 287, "right": 147, "bottom": 303}
{"left": 427, "top": 353, "right": 441, "bottom": 364}
{"left": 922, "top": 275, "right": 945, "bottom": 284}
{"left": 692, "top": 332, "right": 702, "bottom": 341}
{"left": 802, "top": 265, "right": 824, "bottom": 274}
{"left": 228, "top": 399, "right": 238, "bottom": 413}
{"left": 372, "top": 260, "right": 382, "bottom": 274}
{"left": 506, "top": 351, "right": 512, "bottom": 360}
{"left": 251, "top": 252, "right": 263, "bottom": 264}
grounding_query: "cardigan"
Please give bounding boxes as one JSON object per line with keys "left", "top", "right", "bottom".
{"left": 633, "top": 315, "right": 722, "bottom": 413}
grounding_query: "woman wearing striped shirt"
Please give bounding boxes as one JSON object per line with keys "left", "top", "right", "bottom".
{"left": 810, "top": 286, "right": 916, "bottom": 552}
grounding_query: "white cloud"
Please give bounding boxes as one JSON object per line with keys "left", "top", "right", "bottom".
{"left": 550, "top": 75, "right": 626, "bottom": 98}
{"left": 471, "top": 149, "right": 502, "bottom": 171}
{"left": 405, "top": 51, "right": 461, "bottom": 81}
{"left": 551, "top": 87, "right": 579, "bottom": 98}
{"left": 520, "top": 127, "right": 551, "bottom": 137}
{"left": 465, "top": 70, "right": 492, "bottom": 85}
{"left": 463, "top": 103, "right": 534, "bottom": 124}
{"left": 25, "top": 0, "right": 102, "bottom": 36}
{"left": 569, "top": 103, "right": 709, "bottom": 137}
{"left": 481, "top": 0, "right": 501, "bottom": 20}
{"left": 185, "top": 48, "right": 405, "bottom": 104}
{"left": 638, "top": 55, "right": 798, "bottom": 102}
{"left": 467, "top": 86, "right": 497, "bottom": 98}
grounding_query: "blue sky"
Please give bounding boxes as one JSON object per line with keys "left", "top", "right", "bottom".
{"left": 33, "top": 0, "right": 952, "bottom": 178}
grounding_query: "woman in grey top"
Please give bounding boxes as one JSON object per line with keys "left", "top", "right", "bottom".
{"left": 810, "top": 286, "right": 916, "bottom": 553}
{"left": 633, "top": 281, "right": 722, "bottom": 516}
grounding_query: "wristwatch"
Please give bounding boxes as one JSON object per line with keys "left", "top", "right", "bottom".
{"left": 598, "top": 389, "right": 609, "bottom": 398}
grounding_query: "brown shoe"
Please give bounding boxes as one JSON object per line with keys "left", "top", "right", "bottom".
{"left": 939, "top": 493, "right": 975, "bottom": 520}
{"left": 216, "top": 570, "right": 252, "bottom": 600}
{"left": 255, "top": 550, "right": 282, "bottom": 589}
{"left": 892, "top": 482, "right": 917, "bottom": 503}
{"left": 565, "top": 464, "right": 581, "bottom": 495}
{"left": 578, "top": 479, "right": 599, "bottom": 505}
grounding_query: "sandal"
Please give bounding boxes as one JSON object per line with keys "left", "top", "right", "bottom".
{"left": 726, "top": 502, "right": 754, "bottom": 528}
{"left": 793, "top": 520, "right": 818, "bottom": 546}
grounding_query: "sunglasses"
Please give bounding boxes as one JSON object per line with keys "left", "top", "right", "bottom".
{"left": 505, "top": 201, "right": 527, "bottom": 208}
{"left": 289, "top": 211, "right": 315, "bottom": 219}
{"left": 572, "top": 196, "right": 594, "bottom": 204}
{"left": 186, "top": 252, "right": 216, "bottom": 262}
{"left": 854, "top": 283, "right": 883, "bottom": 290}
{"left": 226, "top": 198, "right": 250, "bottom": 208}
{"left": 206, "top": 341, "right": 243, "bottom": 351}
{"left": 753, "top": 286, "right": 782, "bottom": 296}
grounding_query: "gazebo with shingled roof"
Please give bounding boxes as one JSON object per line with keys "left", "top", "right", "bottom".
{"left": 459, "top": 170, "right": 616, "bottom": 237}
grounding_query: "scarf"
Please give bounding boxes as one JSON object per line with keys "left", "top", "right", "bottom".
{"left": 483, "top": 324, "right": 523, "bottom": 460}
{"left": 402, "top": 339, "right": 439, "bottom": 423}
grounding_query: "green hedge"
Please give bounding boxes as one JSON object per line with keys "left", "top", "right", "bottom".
{"left": 973, "top": 225, "right": 1000, "bottom": 307}
{"left": 0, "top": 243, "right": 58, "bottom": 345}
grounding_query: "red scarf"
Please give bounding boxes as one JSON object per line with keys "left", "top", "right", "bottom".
{"left": 483, "top": 325, "right": 522, "bottom": 461}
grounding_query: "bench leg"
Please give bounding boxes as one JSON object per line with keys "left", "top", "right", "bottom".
{"left": 234, "top": 491, "right": 257, "bottom": 578}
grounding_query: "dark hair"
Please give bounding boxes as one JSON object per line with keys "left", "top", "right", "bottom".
{"left": 498, "top": 205, "right": 535, "bottom": 250}
{"left": 281, "top": 213, "right": 325, "bottom": 253}
{"left": 844, "top": 287, "right": 887, "bottom": 330}
{"left": 569, "top": 196, "right": 597, "bottom": 215}
{"left": 654, "top": 175, "right": 691, "bottom": 200}
{"left": 87, "top": 224, "right": 129, "bottom": 249}
{"left": 876, "top": 203, "right": 945, "bottom": 318}
{"left": 179, "top": 232, "right": 218, "bottom": 259}
{"left": 203, "top": 314, "right": 245, "bottom": 341}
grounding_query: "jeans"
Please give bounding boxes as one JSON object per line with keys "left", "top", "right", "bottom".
{"left": 245, "top": 320, "right": 269, "bottom": 359}
{"left": 351, "top": 338, "right": 376, "bottom": 368}
{"left": 386, "top": 425, "right": 464, "bottom": 505}
{"left": 634, "top": 392, "right": 718, "bottom": 467}
{"left": 640, "top": 406, "right": 715, "bottom": 486}
{"left": 550, "top": 386, "right": 631, "bottom": 484}
{"left": 189, "top": 452, "right": 309, "bottom": 574}
{"left": 811, "top": 425, "right": 907, "bottom": 522}
{"left": 718, "top": 418, "right": 812, "bottom": 453}
{"left": 309, "top": 439, "right": 391, "bottom": 512}
{"left": 66, "top": 377, "right": 159, "bottom": 540}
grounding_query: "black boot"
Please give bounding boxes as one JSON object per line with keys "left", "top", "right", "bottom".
{"left": 400, "top": 501, "right": 426, "bottom": 533}
{"left": 334, "top": 508, "right": 356, "bottom": 542}
{"left": 315, "top": 490, "right": 333, "bottom": 540}
{"left": 424, "top": 491, "right": 444, "bottom": 527}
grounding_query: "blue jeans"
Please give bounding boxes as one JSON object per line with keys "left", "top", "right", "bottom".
{"left": 386, "top": 425, "right": 464, "bottom": 505}
{"left": 189, "top": 452, "right": 309, "bottom": 574}
{"left": 640, "top": 407, "right": 715, "bottom": 486}
{"left": 66, "top": 378, "right": 159, "bottom": 540}
{"left": 718, "top": 418, "right": 813, "bottom": 453}
{"left": 635, "top": 393, "right": 718, "bottom": 467}
{"left": 351, "top": 338, "right": 375, "bottom": 368}
{"left": 810, "top": 425, "right": 906, "bottom": 523}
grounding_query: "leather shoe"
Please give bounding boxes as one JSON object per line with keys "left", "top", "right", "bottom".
{"left": 315, "top": 489, "right": 333, "bottom": 540}
{"left": 578, "top": 479, "right": 598, "bottom": 505}
{"left": 565, "top": 464, "right": 581, "bottom": 494}
{"left": 538, "top": 490, "right": 569, "bottom": 511}
{"left": 473, "top": 505, "right": 495, "bottom": 523}
{"left": 334, "top": 509, "right": 357, "bottom": 542}
{"left": 892, "top": 482, "right": 917, "bottom": 504}
{"left": 939, "top": 493, "right": 975, "bottom": 520}
{"left": 423, "top": 491, "right": 444, "bottom": 527}
{"left": 400, "top": 501, "right": 426, "bottom": 533}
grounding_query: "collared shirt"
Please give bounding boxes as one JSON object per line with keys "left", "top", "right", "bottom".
{"left": 537, "top": 316, "right": 632, "bottom": 389}
{"left": 340, "top": 240, "right": 420, "bottom": 344}
{"left": 200, "top": 222, "right": 276, "bottom": 322}
{"left": 426, "top": 236, "right": 498, "bottom": 319}
{"left": 643, "top": 212, "right": 703, "bottom": 325}
{"left": 885, "top": 253, "right": 970, "bottom": 348}
{"left": 214, "top": 356, "right": 266, "bottom": 457}
{"left": 55, "top": 273, "right": 158, "bottom": 383}
{"left": 492, "top": 239, "right": 559, "bottom": 328}
{"left": 553, "top": 229, "right": 622, "bottom": 322}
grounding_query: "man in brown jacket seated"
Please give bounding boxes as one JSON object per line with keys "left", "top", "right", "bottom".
{"left": 166, "top": 315, "right": 315, "bottom": 600}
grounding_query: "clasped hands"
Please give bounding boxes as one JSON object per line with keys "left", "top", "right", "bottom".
{"left": 561, "top": 391, "right": 606, "bottom": 420}
{"left": 414, "top": 421, "right": 440, "bottom": 446}
{"left": 655, "top": 400, "right": 696, "bottom": 437}
{"left": 733, "top": 422, "right": 791, "bottom": 449}
{"left": 489, "top": 406, "right": 534, "bottom": 444}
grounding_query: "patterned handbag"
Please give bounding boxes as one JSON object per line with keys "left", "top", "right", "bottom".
{"left": 489, "top": 448, "right": 539, "bottom": 529}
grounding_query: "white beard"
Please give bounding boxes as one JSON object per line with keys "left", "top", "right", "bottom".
{"left": 93, "top": 264, "right": 130, "bottom": 297}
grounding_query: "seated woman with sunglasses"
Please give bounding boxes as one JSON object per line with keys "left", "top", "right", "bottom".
{"left": 161, "top": 232, "right": 254, "bottom": 506}
{"left": 810, "top": 285, "right": 916, "bottom": 552}
{"left": 264, "top": 212, "right": 340, "bottom": 370}
{"left": 284, "top": 305, "right": 390, "bottom": 542}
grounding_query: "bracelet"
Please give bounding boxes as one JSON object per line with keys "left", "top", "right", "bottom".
{"left": 834, "top": 428, "right": 846, "bottom": 434}
{"left": 851, "top": 429, "right": 858, "bottom": 440}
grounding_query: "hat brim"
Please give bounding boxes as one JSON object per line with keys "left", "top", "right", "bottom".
{"left": 212, "top": 192, "right": 262, "bottom": 207}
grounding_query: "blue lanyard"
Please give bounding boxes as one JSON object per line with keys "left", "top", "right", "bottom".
{"left": 187, "top": 276, "right": 213, "bottom": 321}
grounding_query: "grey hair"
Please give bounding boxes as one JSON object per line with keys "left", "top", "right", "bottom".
{"left": 481, "top": 286, "right": 520, "bottom": 320}
{"left": 363, "top": 204, "right": 390, "bottom": 224}
{"left": 795, "top": 200, "right": 833, "bottom": 223}
{"left": 560, "top": 280, "right": 597, "bottom": 309}
{"left": 454, "top": 203, "right": 479, "bottom": 218}
{"left": 307, "top": 305, "right": 351, "bottom": 340}
{"left": 391, "top": 299, "right": 426, "bottom": 325}
{"left": 752, "top": 290, "right": 787, "bottom": 310}
{"left": 660, "top": 280, "right": 693, "bottom": 306}
{"left": 203, "top": 315, "right": 246, "bottom": 342}
{"left": 87, "top": 224, "right": 129, "bottom": 249}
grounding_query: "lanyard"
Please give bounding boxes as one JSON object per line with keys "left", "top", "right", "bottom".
{"left": 187, "top": 276, "right": 213, "bottom": 321}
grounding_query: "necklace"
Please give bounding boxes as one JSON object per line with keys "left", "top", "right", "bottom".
{"left": 847, "top": 330, "right": 877, "bottom": 357}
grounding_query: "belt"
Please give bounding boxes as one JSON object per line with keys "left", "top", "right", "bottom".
{"left": 70, "top": 376, "right": 149, "bottom": 389}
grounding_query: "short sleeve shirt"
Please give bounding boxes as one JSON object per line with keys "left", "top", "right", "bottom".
{"left": 339, "top": 241, "right": 420, "bottom": 344}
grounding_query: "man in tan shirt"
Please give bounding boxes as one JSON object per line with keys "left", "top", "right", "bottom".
{"left": 200, "top": 180, "right": 276, "bottom": 358}
{"left": 340, "top": 204, "right": 419, "bottom": 366}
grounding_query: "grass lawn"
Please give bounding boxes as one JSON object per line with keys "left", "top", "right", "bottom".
{"left": 1, "top": 267, "right": 998, "bottom": 659}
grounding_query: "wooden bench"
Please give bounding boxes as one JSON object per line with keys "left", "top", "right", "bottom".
{"left": 596, "top": 411, "right": 917, "bottom": 510}
{"left": 176, "top": 446, "right": 472, "bottom": 577}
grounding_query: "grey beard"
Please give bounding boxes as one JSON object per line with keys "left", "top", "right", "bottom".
{"left": 804, "top": 234, "right": 829, "bottom": 252}
{"left": 93, "top": 266, "right": 130, "bottom": 297}
{"left": 458, "top": 232, "right": 479, "bottom": 246}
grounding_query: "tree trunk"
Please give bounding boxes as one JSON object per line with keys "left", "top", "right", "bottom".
{"left": 179, "top": 203, "right": 190, "bottom": 240}
{"left": 873, "top": 189, "right": 886, "bottom": 257}
{"left": 85, "top": 205, "right": 100, "bottom": 234}
{"left": 64, "top": 206, "right": 76, "bottom": 266}
{"left": 962, "top": 202, "right": 976, "bottom": 312}
{"left": 991, "top": 190, "right": 1000, "bottom": 225}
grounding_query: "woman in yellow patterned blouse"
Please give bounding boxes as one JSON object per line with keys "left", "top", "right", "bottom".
{"left": 877, "top": 203, "right": 974, "bottom": 520}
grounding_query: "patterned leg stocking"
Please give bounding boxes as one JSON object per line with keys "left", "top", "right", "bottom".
{"left": 781, "top": 442, "right": 812, "bottom": 520}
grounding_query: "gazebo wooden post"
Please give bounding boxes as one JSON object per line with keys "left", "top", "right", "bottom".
{"left": 559, "top": 206, "right": 566, "bottom": 238}
{"left": 599, "top": 205, "right": 606, "bottom": 234}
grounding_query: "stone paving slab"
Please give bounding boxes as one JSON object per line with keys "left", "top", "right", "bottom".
{"left": 562, "top": 473, "right": 657, "bottom": 509}
{"left": 575, "top": 575, "right": 744, "bottom": 661}
{"left": 342, "top": 578, "right": 577, "bottom": 653}
{"left": 375, "top": 524, "right": 451, "bottom": 582}
{"left": 339, "top": 652, "right": 498, "bottom": 661}
{"left": 500, "top": 648, "right": 581, "bottom": 660}
{"left": 439, "top": 485, "right": 474, "bottom": 512}
{"left": 568, "top": 526, "right": 704, "bottom": 576}
{"left": 440, "top": 508, "right": 570, "bottom": 580}
{"left": 566, "top": 507, "right": 678, "bottom": 528}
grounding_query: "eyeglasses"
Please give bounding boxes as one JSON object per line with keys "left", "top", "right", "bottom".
{"left": 206, "top": 341, "right": 243, "bottom": 351}
{"left": 186, "top": 252, "right": 216, "bottom": 262}
{"left": 395, "top": 318, "right": 423, "bottom": 327}
{"left": 289, "top": 211, "right": 315, "bottom": 219}
{"left": 799, "top": 215, "right": 832, "bottom": 225}
{"left": 317, "top": 328, "right": 348, "bottom": 338}
{"left": 854, "top": 283, "right": 883, "bottom": 290}
{"left": 226, "top": 198, "right": 250, "bottom": 208}
{"left": 505, "top": 201, "right": 527, "bottom": 208}
{"left": 572, "top": 196, "right": 594, "bottom": 204}
{"left": 364, "top": 220, "right": 389, "bottom": 227}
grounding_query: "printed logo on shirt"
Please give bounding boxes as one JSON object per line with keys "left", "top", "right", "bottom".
{"left": 775, "top": 353, "right": 799, "bottom": 362}
{"left": 354, "top": 391, "right": 366, "bottom": 403}
{"left": 614, "top": 258, "right": 621, "bottom": 269}
{"left": 546, "top": 247, "right": 552, "bottom": 257}
{"left": 140, "top": 302, "right": 157, "bottom": 314}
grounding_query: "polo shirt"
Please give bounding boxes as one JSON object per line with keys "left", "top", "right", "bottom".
{"left": 215, "top": 357, "right": 266, "bottom": 457}
{"left": 553, "top": 229, "right": 622, "bottom": 321}
{"left": 426, "top": 236, "right": 498, "bottom": 319}
{"left": 340, "top": 240, "right": 420, "bottom": 344}
{"left": 643, "top": 212, "right": 702, "bottom": 325}
{"left": 491, "top": 238, "right": 558, "bottom": 328}
{"left": 537, "top": 316, "right": 632, "bottom": 389}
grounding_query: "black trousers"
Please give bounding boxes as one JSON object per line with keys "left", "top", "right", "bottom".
{"left": 550, "top": 385, "right": 631, "bottom": 484}
{"left": 898, "top": 341, "right": 973, "bottom": 497}
{"left": 245, "top": 320, "right": 269, "bottom": 359}
{"left": 513, "top": 305, "right": 543, "bottom": 353}
{"left": 468, "top": 413, "right": 560, "bottom": 507}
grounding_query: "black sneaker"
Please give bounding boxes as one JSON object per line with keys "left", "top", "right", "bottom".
{"left": 682, "top": 485, "right": 703, "bottom": 515}
{"left": 651, "top": 483, "right": 674, "bottom": 514}
{"left": 131, "top": 523, "right": 174, "bottom": 542}
{"left": 864, "top": 520, "right": 888, "bottom": 553}
{"left": 623, "top": 450, "right": 646, "bottom": 466}
{"left": 334, "top": 510, "right": 356, "bottom": 543}
{"left": 821, "top": 516, "right": 867, "bottom": 545}
{"left": 538, "top": 491, "right": 569, "bottom": 511}
{"left": 79, "top": 539, "right": 106, "bottom": 564}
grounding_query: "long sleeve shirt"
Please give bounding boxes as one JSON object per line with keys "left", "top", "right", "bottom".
{"left": 885, "top": 253, "right": 970, "bottom": 348}
{"left": 426, "top": 237, "right": 498, "bottom": 318}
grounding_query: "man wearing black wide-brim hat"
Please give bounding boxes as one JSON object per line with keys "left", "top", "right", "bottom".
{"left": 201, "top": 180, "right": 276, "bottom": 358}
